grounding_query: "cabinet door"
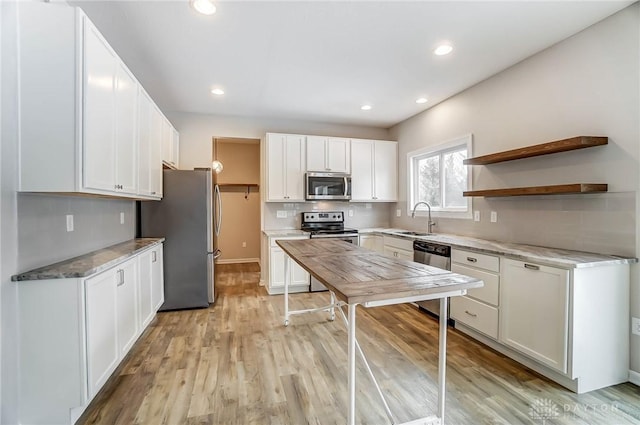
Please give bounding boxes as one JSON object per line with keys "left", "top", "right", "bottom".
{"left": 327, "top": 137, "right": 350, "bottom": 173}
{"left": 500, "top": 259, "right": 569, "bottom": 373}
{"left": 85, "top": 268, "right": 118, "bottom": 398}
{"left": 291, "top": 260, "right": 310, "bottom": 286}
{"left": 284, "top": 135, "right": 306, "bottom": 201}
{"left": 270, "top": 247, "right": 285, "bottom": 288}
{"left": 266, "top": 134, "right": 286, "bottom": 201}
{"left": 306, "top": 136, "right": 327, "bottom": 171}
{"left": 171, "top": 128, "right": 180, "bottom": 169}
{"left": 373, "top": 141, "right": 397, "bottom": 201}
{"left": 138, "top": 249, "right": 154, "bottom": 328}
{"left": 151, "top": 244, "right": 165, "bottom": 311}
{"left": 161, "top": 118, "right": 172, "bottom": 166}
{"left": 114, "top": 64, "right": 138, "bottom": 194}
{"left": 137, "top": 89, "right": 152, "bottom": 196}
{"left": 83, "top": 20, "right": 116, "bottom": 192}
{"left": 360, "top": 235, "right": 383, "bottom": 253}
{"left": 149, "top": 106, "right": 163, "bottom": 198}
{"left": 117, "top": 259, "right": 138, "bottom": 357}
{"left": 350, "top": 140, "right": 374, "bottom": 201}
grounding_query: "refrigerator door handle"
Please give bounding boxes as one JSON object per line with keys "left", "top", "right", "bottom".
{"left": 215, "top": 184, "right": 222, "bottom": 236}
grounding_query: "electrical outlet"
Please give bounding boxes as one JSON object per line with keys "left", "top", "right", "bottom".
{"left": 276, "top": 210, "right": 287, "bottom": 219}
{"left": 632, "top": 317, "right": 640, "bottom": 336}
{"left": 474, "top": 211, "right": 480, "bottom": 222}
{"left": 490, "top": 211, "right": 497, "bottom": 223}
{"left": 396, "top": 209, "right": 401, "bottom": 217}
{"left": 348, "top": 209, "right": 354, "bottom": 217}
{"left": 66, "top": 214, "right": 74, "bottom": 232}
{"left": 242, "top": 242, "right": 247, "bottom": 248}
{"left": 120, "top": 212, "right": 125, "bottom": 224}
{"left": 365, "top": 203, "right": 372, "bottom": 209}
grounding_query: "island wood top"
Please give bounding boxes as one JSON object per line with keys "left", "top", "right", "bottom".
{"left": 276, "top": 239, "right": 483, "bottom": 305}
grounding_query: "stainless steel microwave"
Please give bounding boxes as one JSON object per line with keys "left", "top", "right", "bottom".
{"left": 305, "top": 172, "right": 351, "bottom": 201}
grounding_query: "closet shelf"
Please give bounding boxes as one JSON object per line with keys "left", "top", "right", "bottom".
{"left": 217, "top": 183, "right": 259, "bottom": 188}
{"left": 464, "top": 136, "right": 608, "bottom": 165}
{"left": 463, "top": 184, "right": 608, "bottom": 198}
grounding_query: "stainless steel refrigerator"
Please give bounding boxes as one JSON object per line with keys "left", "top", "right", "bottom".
{"left": 140, "top": 169, "right": 222, "bottom": 310}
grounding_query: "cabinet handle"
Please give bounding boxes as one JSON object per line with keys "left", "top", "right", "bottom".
{"left": 117, "top": 269, "right": 125, "bottom": 286}
{"left": 524, "top": 263, "right": 540, "bottom": 271}
{"left": 466, "top": 257, "right": 477, "bottom": 263}
{"left": 152, "top": 251, "right": 157, "bottom": 262}
{"left": 464, "top": 310, "right": 478, "bottom": 317}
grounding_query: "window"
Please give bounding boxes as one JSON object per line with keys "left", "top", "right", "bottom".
{"left": 407, "top": 134, "right": 472, "bottom": 217}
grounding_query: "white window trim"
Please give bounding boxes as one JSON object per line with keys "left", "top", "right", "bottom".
{"left": 406, "top": 134, "right": 473, "bottom": 219}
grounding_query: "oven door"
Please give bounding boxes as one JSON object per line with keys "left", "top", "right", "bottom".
{"left": 310, "top": 235, "right": 358, "bottom": 291}
{"left": 305, "top": 173, "right": 351, "bottom": 200}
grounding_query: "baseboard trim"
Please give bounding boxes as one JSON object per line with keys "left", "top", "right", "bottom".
{"left": 216, "top": 258, "right": 260, "bottom": 265}
{"left": 630, "top": 370, "right": 640, "bottom": 386}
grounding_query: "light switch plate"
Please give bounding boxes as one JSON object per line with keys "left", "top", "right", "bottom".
{"left": 120, "top": 212, "right": 125, "bottom": 224}
{"left": 632, "top": 317, "right": 640, "bottom": 336}
{"left": 66, "top": 214, "right": 74, "bottom": 232}
{"left": 396, "top": 209, "right": 401, "bottom": 217}
{"left": 490, "top": 211, "right": 497, "bottom": 223}
{"left": 474, "top": 211, "right": 480, "bottom": 222}
{"left": 276, "top": 210, "right": 287, "bottom": 219}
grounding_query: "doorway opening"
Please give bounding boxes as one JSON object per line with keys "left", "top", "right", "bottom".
{"left": 212, "top": 137, "right": 261, "bottom": 266}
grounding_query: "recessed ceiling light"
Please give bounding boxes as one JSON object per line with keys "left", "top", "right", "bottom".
{"left": 416, "top": 97, "right": 428, "bottom": 104}
{"left": 211, "top": 88, "right": 225, "bottom": 95}
{"left": 434, "top": 44, "right": 453, "bottom": 56}
{"left": 361, "top": 105, "right": 372, "bottom": 111}
{"left": 191, "top": 0, "right": 216, "bottom": 15}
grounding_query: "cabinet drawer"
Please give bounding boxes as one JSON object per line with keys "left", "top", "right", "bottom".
{"left": 451, "top": 263, "right": 499, "bottom": 306}
{"left": 269, "top": 235, "right": 308, "bottom": 247}
{"left": 451, "top": 296, "right": 498, "bottom": 339}
{"left": 452, "top": 249, "right": 499, "bottom": 273}
{"left": 383, "top": 236, "right": 413, "bottom": 251}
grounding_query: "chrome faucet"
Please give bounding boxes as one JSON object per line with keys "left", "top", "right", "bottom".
{"left": 411, "top": 201, "right": 436, "bottom": 234}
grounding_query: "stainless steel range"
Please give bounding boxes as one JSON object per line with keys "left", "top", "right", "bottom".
{"left": 301, "top": 211, "right": 358, "bottom": 291}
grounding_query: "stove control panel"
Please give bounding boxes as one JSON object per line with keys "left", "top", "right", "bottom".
{"left": 301, "top": 211, "right": 344, "bottom": 223}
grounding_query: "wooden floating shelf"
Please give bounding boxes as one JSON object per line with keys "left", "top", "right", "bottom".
{"left": 463, "top": 184, "right": 608, "bottom": 198}
{"left": 217, "top": 183, "right": 259, "bottom": 188}
{"left": 464, "top": 136, "right": 608, "bottom": 165}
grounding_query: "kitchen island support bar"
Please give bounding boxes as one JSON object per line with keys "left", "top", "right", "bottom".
{"left": 283, "top": 254, "right": 459, "bottom": 425}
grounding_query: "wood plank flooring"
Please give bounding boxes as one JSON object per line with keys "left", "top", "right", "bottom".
{"left": 79, "top": 263, "right": 640, "bottom": 425}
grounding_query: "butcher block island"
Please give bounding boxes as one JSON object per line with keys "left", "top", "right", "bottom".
{"left": 276, "top": 239, "right": 483, "bottom": 425}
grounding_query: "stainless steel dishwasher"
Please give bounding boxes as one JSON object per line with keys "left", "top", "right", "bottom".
{"left": 413, "top": 240, "right": 454, "bottom": 324}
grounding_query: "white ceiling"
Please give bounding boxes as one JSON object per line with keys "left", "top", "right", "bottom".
{"left": 70, "top": 1, "right": 634, "bottom": 128}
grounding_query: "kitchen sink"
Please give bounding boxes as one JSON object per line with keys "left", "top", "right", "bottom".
{"left": 396, "top": 231, "right": 432, "bottom": 237}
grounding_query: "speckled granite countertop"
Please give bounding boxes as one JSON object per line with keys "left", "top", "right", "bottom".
{"left": 12, "top": 238, "right": 165, "bottom": 281}
{"left": 363, "top": 230, "right": 636, "bottom": 269}
{"left": 263, "top": 229, "right": 310, "bottom": 238}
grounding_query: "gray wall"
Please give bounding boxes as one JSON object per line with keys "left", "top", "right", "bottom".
{"left": 263, "top": 201, "right": 391, "bottom": 230}
{"left": 389, "top": 4, "right": 640, "bottom": 373}
{"left": 17, "top": 194, "right": 135, "bottom": 271}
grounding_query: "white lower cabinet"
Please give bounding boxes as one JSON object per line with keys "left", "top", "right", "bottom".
{"left": 85, "top": 268, "right": 119, "bottom": 399}
{"left": 151, "top": 244, "right": 165, "bottom": 311}
{"left": 17, "top": 242, "right": 164, "bottom": 424}
{"left": 451, "top": 249, "right": 500, "bottom": 340}
{"left": 266, "top": 235, "right": 310, "bottom": 294}
{"left": 359, "top": 234, "right": 384, "bottom": 253}
{"left": 500, "top": 259, "right": 569, "bottom": 373}
{"left": 451, "top": 252, "right": 630, "bottom": 394}
{"left": 382, "top": 236, "right": 414, "bottom": 260}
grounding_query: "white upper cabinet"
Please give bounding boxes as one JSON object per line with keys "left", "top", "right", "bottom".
{"left": 138, "top": 89, "right": 162, "bottom": 199}
{"left": 266, "top": 133, "right": 306, "bottom": 201}
{"left": 17, "top": 3, "right": 168, "bottom": 200}
{"left": 351, "top": 140, "right": 397, "bottom": 202}
{"left": 161, "top": 118, "right": 180, "bottom": 169}
{"left": 306, "top": 136, "right": 350, "bottom": 173}
{"left": 83, "top": 21, "right": 117, "bottom": 193}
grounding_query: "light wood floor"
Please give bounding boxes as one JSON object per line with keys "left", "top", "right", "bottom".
{"left": 79, "top": 263, "right": 640, "bottom": 425}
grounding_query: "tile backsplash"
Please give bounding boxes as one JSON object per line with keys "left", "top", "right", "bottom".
{"left": 263, "top": 201, "right": 391, "bottom": 230}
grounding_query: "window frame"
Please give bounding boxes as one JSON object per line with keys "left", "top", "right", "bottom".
{"left": 406, "top": 134, "right": 473, "bottom": 219}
